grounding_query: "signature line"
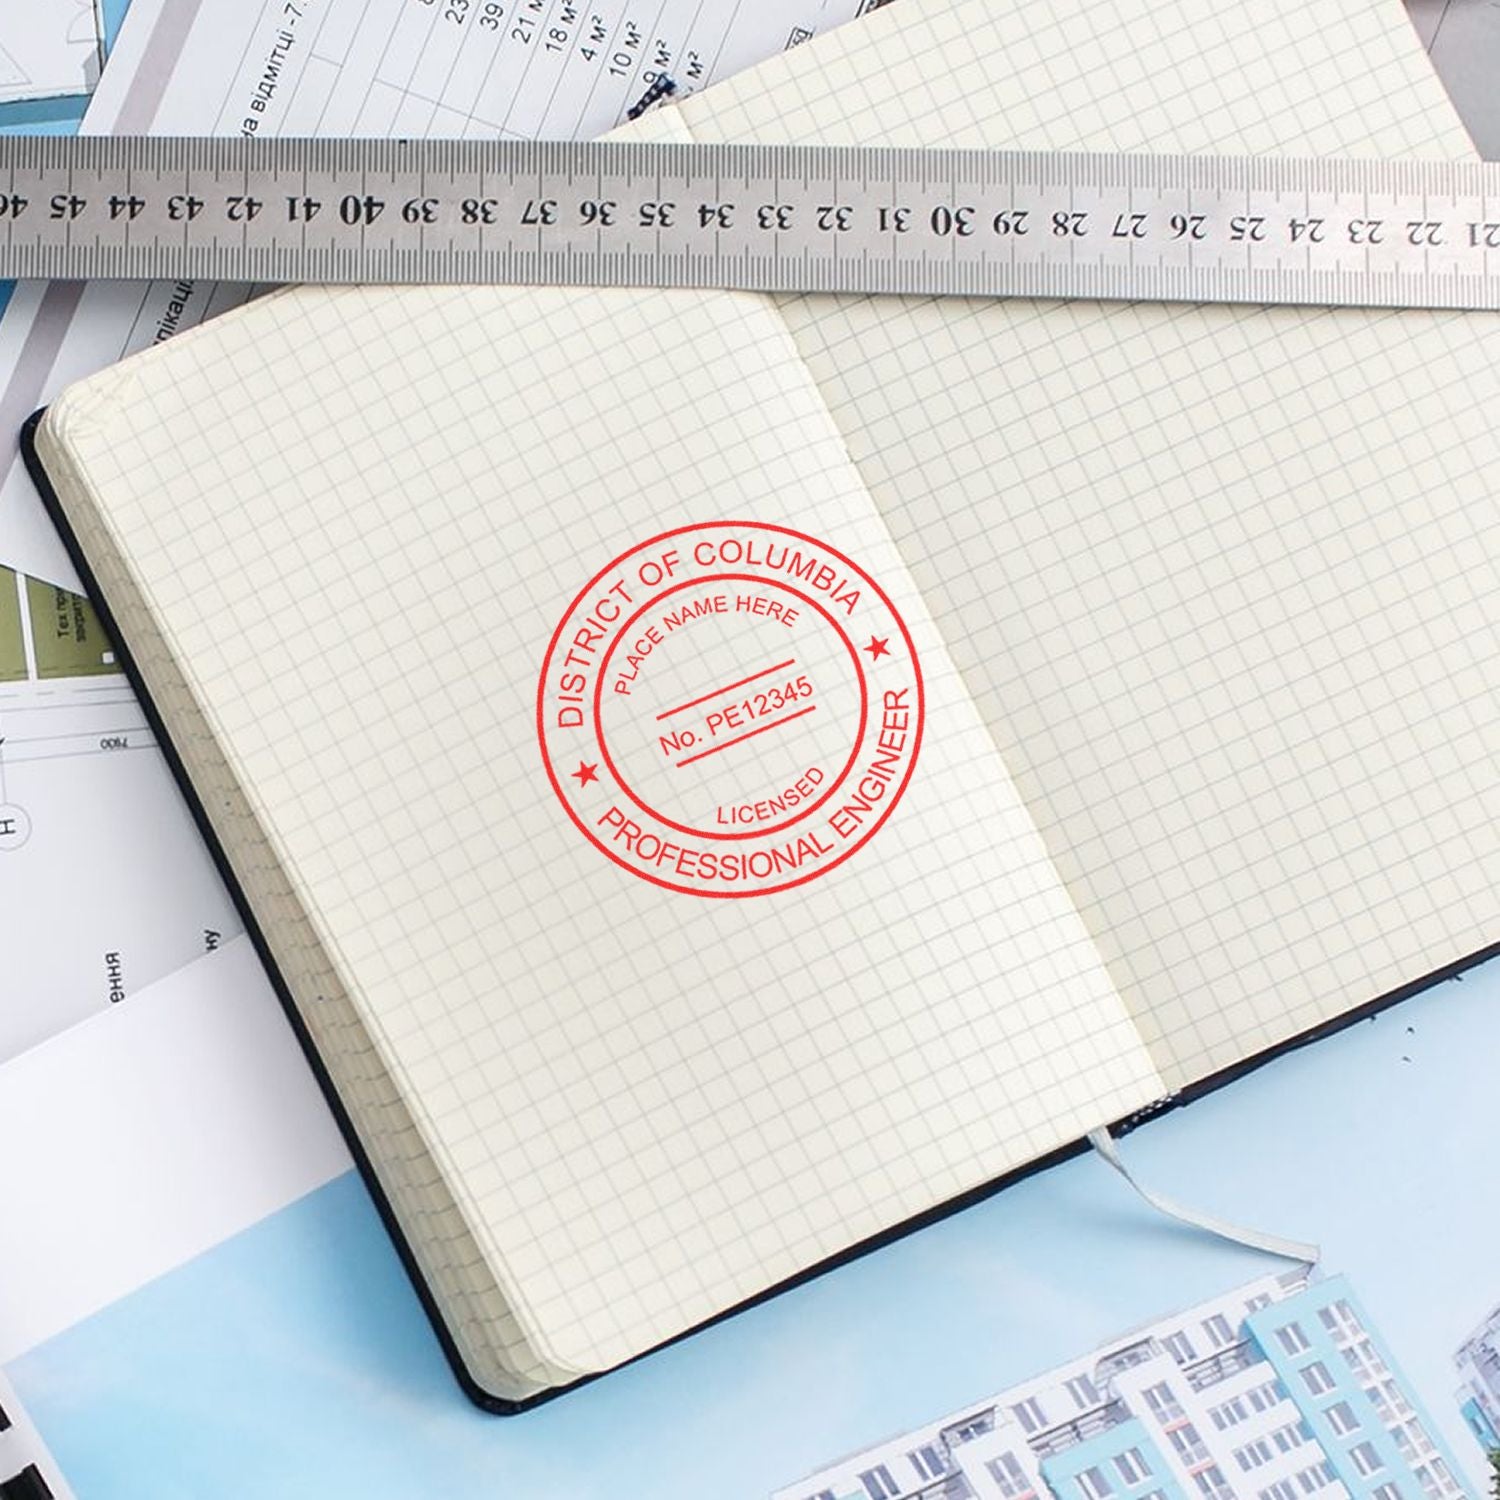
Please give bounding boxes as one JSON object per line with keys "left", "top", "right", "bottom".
{"left": 655, "top": 659, "right": 798, "bottom": 720}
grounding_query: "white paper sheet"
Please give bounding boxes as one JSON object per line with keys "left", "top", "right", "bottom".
{"left": 0, "top": 938, "right": 350, "bottom": 1364}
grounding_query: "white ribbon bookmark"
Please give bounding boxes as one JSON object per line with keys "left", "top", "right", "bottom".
{"left": 1088, "top": 1127, "right": 1321, "bottom": 1265}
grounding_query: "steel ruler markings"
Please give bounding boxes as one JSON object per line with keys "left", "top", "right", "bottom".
{"left": 0, "top": 136, "right": 1497, "bottom": 309}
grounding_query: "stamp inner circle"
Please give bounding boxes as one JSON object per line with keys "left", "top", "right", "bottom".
{"left": 595, "top": 574, "right": 866, "bottom": 841}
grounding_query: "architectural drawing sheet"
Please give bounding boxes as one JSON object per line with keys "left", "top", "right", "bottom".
{"left": 0, "top": 0, "right": 873, "bottom": 1062}
{"left": 0, "top": 565, "right": 238, "bottom": 1062}
{"left": 0, "top": 1, "right": 104, "bottom": 105}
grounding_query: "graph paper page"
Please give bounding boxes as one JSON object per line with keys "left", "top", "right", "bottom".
{"left": 679, "top": 0, "right": 1500, "bottom": 1089}
{"left": 37, "top": 269, "right": 1162, "bottom": 1373}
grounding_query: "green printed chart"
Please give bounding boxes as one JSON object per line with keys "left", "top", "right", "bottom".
{"left": 0, "top": 563, "right": 117, "bottom": 680}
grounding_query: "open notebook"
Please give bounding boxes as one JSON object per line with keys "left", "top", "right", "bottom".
{"left": 24, "top": 0, "right": 1500, "bottom": 1410}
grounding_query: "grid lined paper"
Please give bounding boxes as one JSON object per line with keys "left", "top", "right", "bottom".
{"left": 38, "top": 0, "right": 1500, "bottom": 1389}
{"left": 680, "top": 0, "right": 1500, "bottom": 1088}
{"left": 40, "top": 266, "right": 1161, "bottom": 1379}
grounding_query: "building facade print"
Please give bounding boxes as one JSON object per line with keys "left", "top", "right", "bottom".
{"left": 1454, "top": 1305, "right": 1500, "bottom": 1452}
{"left": 777, "top": 1269, "right": 1471, "bottom": 1500}
{"left": 0, "top": 1367, "right": 73, "bottom": 1499}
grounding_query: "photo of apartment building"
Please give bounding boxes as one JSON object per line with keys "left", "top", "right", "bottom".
{"left": 1454, "top": 1306, "right": 1500, "bottom": 1453}
{"left": 0, "top": 1368, "right": 71, "bottom": 1499}
{"left": 777, "top": 1269, "right": 1469, "bottom": 1500}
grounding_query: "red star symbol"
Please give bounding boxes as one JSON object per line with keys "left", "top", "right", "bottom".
{"left": 864, "top": 636, "right": 891, "bottom": 660}
{"left": 571, "top": 761, "right": 599, "bottom": 787}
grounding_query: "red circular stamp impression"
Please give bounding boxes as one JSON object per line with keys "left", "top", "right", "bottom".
{"left": 537, "top": 521, "right": 924, "bottom": 897}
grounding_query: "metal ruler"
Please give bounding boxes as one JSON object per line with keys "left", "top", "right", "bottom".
{"left": 2, "top": 136, "right": 1500, "bottom": 311}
